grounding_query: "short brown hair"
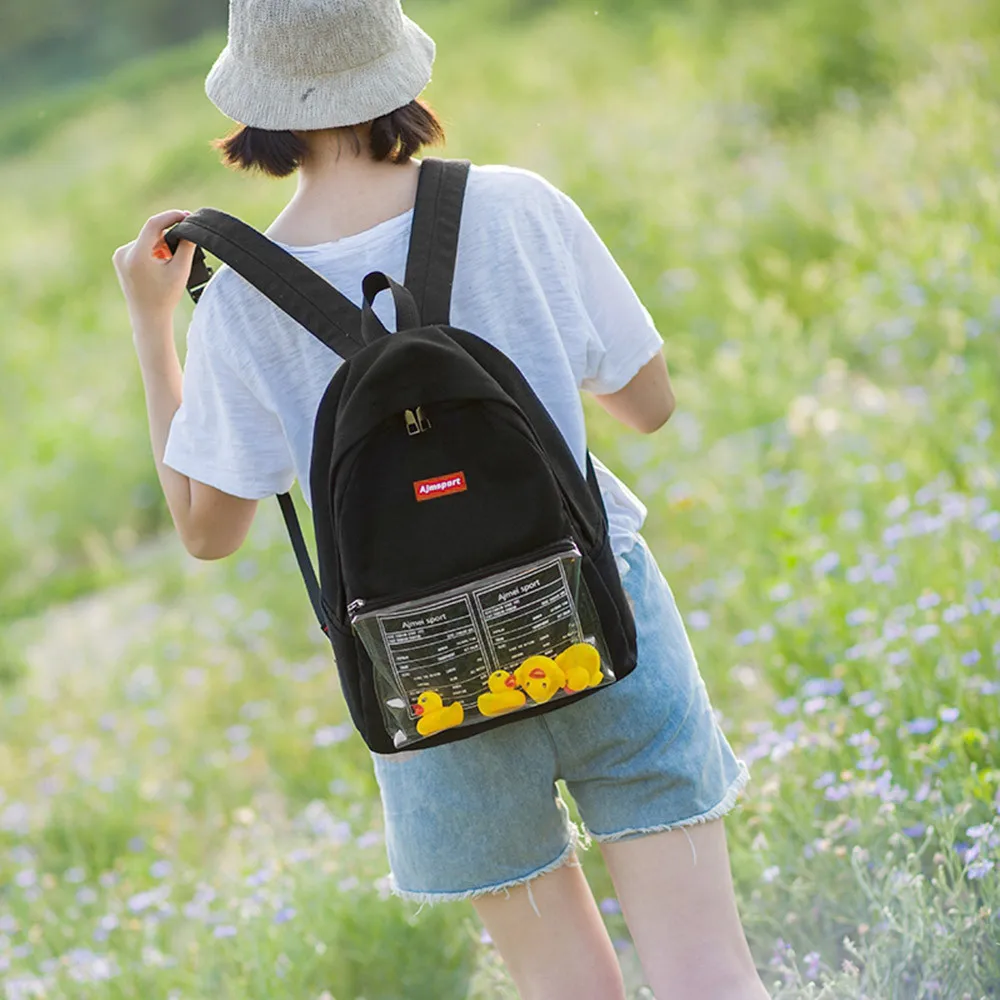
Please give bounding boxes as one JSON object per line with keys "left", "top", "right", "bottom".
{"left": 214, "top": 99, "right": 445, "bottom": 177}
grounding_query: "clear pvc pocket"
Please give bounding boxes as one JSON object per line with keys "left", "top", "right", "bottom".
{"left": 350, "top": 541, "right": 615, "bottom": 749}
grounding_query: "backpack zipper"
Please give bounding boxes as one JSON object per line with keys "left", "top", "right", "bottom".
{"left": 404, "top": 406, "right": 432, "bottom": 436}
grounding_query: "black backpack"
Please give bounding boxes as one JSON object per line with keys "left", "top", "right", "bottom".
{"left": 167, "top": 158, "right": 638, "bottom": 754}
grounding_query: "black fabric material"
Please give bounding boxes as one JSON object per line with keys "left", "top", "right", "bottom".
{"left": 310, "top": 324, "right": 638, "bottom": 754}
{"left": 360, "top": 271, "right": 422, "bottom": 343}
{"left": 404, "top": 159, "right": 470, "bottom": 325}
{"left": 276, "top": 492, "right": 325, "bottom": 631}
{"left": 165, "top": 158, "right": 638, "bottom": 754}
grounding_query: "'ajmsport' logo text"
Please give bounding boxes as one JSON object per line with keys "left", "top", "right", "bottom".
{"left": 413, "top": 471, "right": 468, "bottom": 502}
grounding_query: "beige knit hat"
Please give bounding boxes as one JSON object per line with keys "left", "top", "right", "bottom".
{"left": 206, "top": 0, "right": 436, "bottom": 131}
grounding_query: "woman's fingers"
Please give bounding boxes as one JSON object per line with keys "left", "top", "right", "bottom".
{"left": 112, "top": 240, "right": 135, "bottom": 269}
{"left": 137, "top": 209, "right": 191, "bottom": 253}
{"left": 111, "top": 210, "right": 196, "bottom": 322}
{"left": 113, "top": 210, "right": 193, "bottom": 273}
{"left": 167, "top": 237, "right": 197, "bottom": 271}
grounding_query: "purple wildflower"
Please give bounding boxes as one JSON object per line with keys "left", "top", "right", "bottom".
{"left": 803, "top": 950, "right": 821, "bottom": 980}
{"left": 967, "top": 859, "right": 994, "bottom": 880}
{"left": 314, "top": 724, "right": 352, "bottom": 747}
{"left": 688, "top": 610, "right": 711, "bottom": 631}
{"left": 813, "top": 552, "right": 841, "bottom": 576}
{"left": 803, "top": 678, "right": 844, "bottom": 697}
{"left": 857, "top": 755, "right": 886, "bottom": 771}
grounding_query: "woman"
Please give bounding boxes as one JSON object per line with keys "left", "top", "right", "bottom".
{"left": 112, "top": 1, "right": 767, "bottom": 997}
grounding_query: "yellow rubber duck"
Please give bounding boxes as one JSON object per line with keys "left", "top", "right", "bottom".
{"left": 556, "top": 642, "right": 604, "bottom": 692}
{"left": 477, "top": 670, "right": 527, "bottom": 716}
{"left": 414, "top": 691, "right": 465, "bottom": 737}
{"left": 515, "top": 656, "right": 566, "bottom": 704}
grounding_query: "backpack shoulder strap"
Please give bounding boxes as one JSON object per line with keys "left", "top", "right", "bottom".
{"left": 166, "top": 208, "right": 369, "bottom": 634}
{"left": 404, "top": 158, "right": 471, "bottom": 326}
{"left": 166, "top": 208, "right": 365, "bottom": 361}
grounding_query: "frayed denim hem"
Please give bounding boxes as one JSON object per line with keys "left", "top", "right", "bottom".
{"left": 389, "top": 824, "right": 587, "bottom": 909}
{"left": 586, "top": 760, "right": 751, "bottom": 857}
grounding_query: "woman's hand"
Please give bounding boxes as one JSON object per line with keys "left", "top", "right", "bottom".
{"left": 112, "top": 209, "right": 197, "bottom": 336}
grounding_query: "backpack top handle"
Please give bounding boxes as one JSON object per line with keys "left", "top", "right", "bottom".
{"left": 360, "top": 271, "right": 422, "bottom": 344}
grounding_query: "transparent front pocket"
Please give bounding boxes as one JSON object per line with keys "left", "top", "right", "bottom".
{"left": 350, "top": 541, "right": 615, "bottom": 749}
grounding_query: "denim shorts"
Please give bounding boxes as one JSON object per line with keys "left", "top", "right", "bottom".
{"left": 371, "top": 533, "right": 751, "bottom": 903}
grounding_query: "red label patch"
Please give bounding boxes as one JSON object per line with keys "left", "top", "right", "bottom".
{"left": 414, "top": 471, "right": 468, "bottom": 502}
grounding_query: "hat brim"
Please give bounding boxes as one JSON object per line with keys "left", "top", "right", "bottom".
{"left": 205, "top": 16, "right": 435, "bottom": 131}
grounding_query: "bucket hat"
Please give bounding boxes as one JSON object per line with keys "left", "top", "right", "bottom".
{"left": 206, "top": 0, "right": 436, "bottom": 131}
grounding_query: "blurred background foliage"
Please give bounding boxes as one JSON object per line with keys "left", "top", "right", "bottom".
{"left": 4, "top": 0, "right": 999, "bottom": 620}
{"left": 8, "top": 0, "right": 999, "bottom": 123}
{"left": 0, "top": 0, "right": 227, "bottom": 101}
{"left": 2, "top": 0, "right": 1000, "bottom": 996}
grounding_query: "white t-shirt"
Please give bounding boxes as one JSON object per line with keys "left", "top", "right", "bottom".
{"left": 164, "top": 164, "right": 663, "bottom": 565}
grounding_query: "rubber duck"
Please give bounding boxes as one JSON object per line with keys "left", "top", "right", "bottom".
{"left": 556, "top": 642, "right": 604, "bottom": 692}
{"left": 414, "top": 691, "right": 465, "bottom": 737}
{"left": 515, "top": 656, "right": 567, "bottom": 704}
{"left": 477, "top": 670, "right": 527, "bottom": 716}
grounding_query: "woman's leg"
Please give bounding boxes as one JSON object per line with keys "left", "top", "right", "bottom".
{"left": 601, "top": 819, "right": 770, "bottom": 1000}
{"left": 472, "top": 855, "right": 627, "bottom": 1000}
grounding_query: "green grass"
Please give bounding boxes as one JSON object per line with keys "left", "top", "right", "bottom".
{"left": 1, "top": 0, "right": 999, "bottom": 996}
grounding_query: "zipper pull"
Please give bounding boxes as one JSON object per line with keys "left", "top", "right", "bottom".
{"left": 416, "top": 405, "right": 431, "bottom": 432}
{"left": 404, "top": 409, "right": 420, "bottom": 436}
{"left": 347, "top": 598, "right": 366, "bottom": 615}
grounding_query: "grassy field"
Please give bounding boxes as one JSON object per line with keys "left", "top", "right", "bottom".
{"left": 2, "top": 0, "right": 1000, "bottom": 996}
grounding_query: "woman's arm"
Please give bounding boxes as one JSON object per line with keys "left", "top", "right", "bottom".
{"left": 114, "top": 210, "right": 258, "bottom": 560}
{"left": 592, "top": 352, "right": 675, "bottom": 434}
